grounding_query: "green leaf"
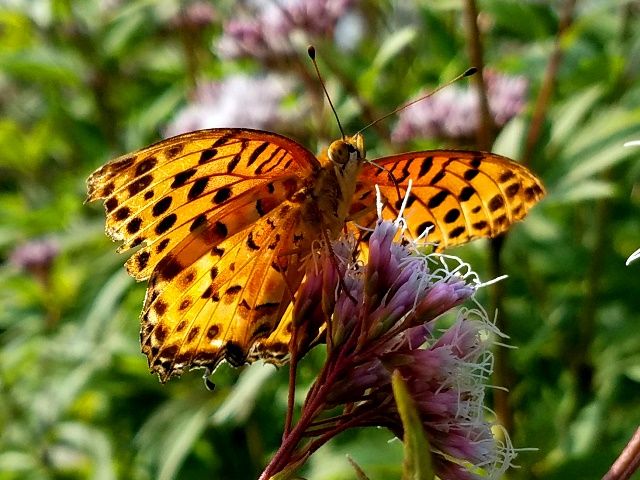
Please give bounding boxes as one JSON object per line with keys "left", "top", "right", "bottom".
{"left": 212, "top": 363, "right": 276, "bottom": 425}
{"left": 268, "top": 453, "right": 310, "bottom": 480}
{"left": 360, "top": 28, "right": 417, "bottom": 92}
{"left": 392, "top": 371, "right": 434, "bottom": 480}
{"left": 372, "top": 28, "right": 417, "bottom": 71}
{"left": 493, "top": 116, "right": 527, "bottom": 159}
{"left": 548, "top": 86, "right": 603, "bottom": 150}
{"left": 552, "top": 179, "right": 616, "bottom": 203}
{"left": 347, "top": 455, "right": 371, "bottom": 480}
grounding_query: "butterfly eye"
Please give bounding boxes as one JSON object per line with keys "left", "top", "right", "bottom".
{"left": 328, "top": 140, "right": 351, "bottom": 165}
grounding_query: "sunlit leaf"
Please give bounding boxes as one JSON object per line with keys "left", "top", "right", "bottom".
{"left": 392, "top": 371, "right": 434, "bottom": 480}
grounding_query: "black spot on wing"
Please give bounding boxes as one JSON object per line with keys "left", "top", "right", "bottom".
{"left": 115, "top": 207, "right": 130, "bottom": 221}
{"left": 459, "top": 186, "right": 475, "bottom": 202}
{"left": 188, "top": 177, "right": 209, "bottom": 200}
{"left": 444, "top": 208, "right": 460, "bottom": 223}
{"left": 109, "top": 156, "right": 135, "bottom": 172}
{"left": 127, "top": 217, "right": 143, "bottom": 234}
{"left": 172, "top": 168, "right": 196, "bottom": 188}
{"left": 199, "top": 148, "right": 217, "bottom": 164}
{"left": 427, "top": 191, "right": 449, "bottom": 209}
{"left": 464, "top": 169, "right": 480, "bottom": 181}
{"left": 488, "top": 195, "right": 505, "bottom": 212}
{"left": 155, "top": 213, "right": 178, "bottom": 235}
{"left": 213, "top": 187, "right": 232, "bottom": 204}
{"left": 225, "top": 341, "right": 246, "bottom": 367}
{"left": 190, "top": 214, "right": 207, "bottom": 232}
{"left": 152, "top": 197, "right": 172, "bottom": 217}
{"left": 128, "top": 175, "right": 153, "bottom": 196}
{"left": 136, "top": 157, "right": 157, "bottom": 176}
{"left": 248, "top": 142, "right": 269, "bottom": 166}
{"left": 105, "top": 197, "right": 118, "bottom": 212}
{"left": 418, "top": 156, "right": 434, "bottom": 177}
{"left": 449, "top": 226, "right": 466, "bottom": 239}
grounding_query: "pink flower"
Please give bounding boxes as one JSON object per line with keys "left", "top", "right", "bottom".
{"left": 217, "top": 0, "right": 358, "bottom": 60}
{"left": 264, "top": 218, "right": 514, "bottom": 479}
{"left": 164, "top": 74, "right": 304, "bottom": 137}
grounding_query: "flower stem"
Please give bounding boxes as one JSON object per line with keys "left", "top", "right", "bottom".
{"left": 260, "top": 358, "right": 341, "bottom": 479}
{"left": 463, "top": 0, "right": 495, "bottom": 151}
{"left": 603, "top": 427, "right": 640, "bottom": 480}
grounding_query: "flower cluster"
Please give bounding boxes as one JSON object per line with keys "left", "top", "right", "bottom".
{"left": 169, "top": 1, "right": 217, "bottom": 29}
{"left": 391, "top": 70, "right": 528, "bottom": 143}
{"left": 216, "top": 0, "right": 358, "bottom": 61}
{"left": 8, "top": 237, "right": 59, "bottom": 281}
{"left": 261, "top": 219, "right": 514, "bottom": 479}
{"left": 164, "top": 74, "right": 304, "bottom": 137}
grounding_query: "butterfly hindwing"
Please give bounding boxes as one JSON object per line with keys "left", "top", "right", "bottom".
{"left": 140, "top": 200, "right": 310, "bottom": 381}
{"left": 351, "top": 150, "right": 545, "bottom": 249}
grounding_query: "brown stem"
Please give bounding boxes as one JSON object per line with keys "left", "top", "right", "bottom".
{"left": 176, "top": 12, "right": 201, "bottom": 96}
{"left": 488, "top": 235, "right": 513, "bottom": 435}
{"left": 571, "top": 192, "right": 609, "bottom": 407}
{"left": 522, "top": 0, "right": 577, "bottom": 166}
{"left": 602, "top": 427, "right": 640, "bottom": 480}
{"left": 463, "top": 0, "right": 495, "bottom": 151}
{"left": 283, "top": 328, "right": 300, "bottom": 438}
{"left": 260, "top": 354, "right": 343, "bottom": 479}
{"left": 462, "top": 0, "right": 514, "bottom": 434}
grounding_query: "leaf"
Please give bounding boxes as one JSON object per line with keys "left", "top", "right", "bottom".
{"left": 347, "top": 455, "right": 371, "bottom": 480}
{"left": 492, "top": 116, "right": 527, "bottom": 160}
{"left": 392, "top": 371, "right": 435, "bottom": 480}
{"left": 561, "top": 141, "right": 635, "bottom": 184}
{"left": 135, "top": 398, "right": 213, "bottom": 480}
{"left": 56, "top": 422, "right": 117, "bottom": 480}
{"left": 552, "top": 179, "right": 615, "bottom": 203}
{"left": 360, "top": 27, "right": 417, "bottom": 91}
{"left": 548, "top": 86, "right": 603, "bottom": 150}
{"left": 212, "top": 362, "right": 276, "bottom": 425}
{"left": 268, "top": 453, "right": 310, "bottom": 480}
{"left": 372, "top": 27, "right": 417, "bottom": 71}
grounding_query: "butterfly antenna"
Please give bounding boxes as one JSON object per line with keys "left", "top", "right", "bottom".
{"left": 308, "top": 45, "right": 346, "bottom": 139}
{"left": 356, "top": 67, "right": 477, "bottom": 136}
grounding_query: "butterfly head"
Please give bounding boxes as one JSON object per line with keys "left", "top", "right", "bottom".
{"left": 327, "top": 133, "right": 365, "bottom": 166}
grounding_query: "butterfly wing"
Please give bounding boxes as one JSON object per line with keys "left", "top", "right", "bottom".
{"left": 87, "top": 128, "right": 320, "bottom": 381}
{"left": 350, "top": 150, "right": 545, "bottom": 249}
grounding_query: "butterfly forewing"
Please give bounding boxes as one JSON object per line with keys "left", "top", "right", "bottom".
{"left": 352, "top": 150, "right": 545, "bottom": 249}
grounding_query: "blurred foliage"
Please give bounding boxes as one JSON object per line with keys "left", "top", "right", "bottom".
{"left": 1, "top": 0, "right": 640, "bottom": 478}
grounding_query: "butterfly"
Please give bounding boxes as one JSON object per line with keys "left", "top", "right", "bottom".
{"left": 86, "top": 128, "right": 544, "bottom": 382}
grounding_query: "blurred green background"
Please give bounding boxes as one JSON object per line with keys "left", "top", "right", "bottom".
{"left": 2, "top": 0, "right": 640, "bottom": 478}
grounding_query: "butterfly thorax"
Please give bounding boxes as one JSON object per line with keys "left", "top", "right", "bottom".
{"left": 307, "top": 134, "right": 365, "bottom": 237}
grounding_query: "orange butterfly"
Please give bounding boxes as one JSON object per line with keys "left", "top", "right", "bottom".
{"left": 86, "top": 128, "right": 544, "bottom": 382}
